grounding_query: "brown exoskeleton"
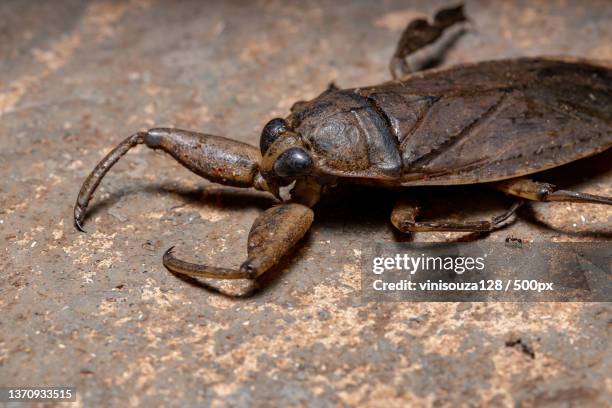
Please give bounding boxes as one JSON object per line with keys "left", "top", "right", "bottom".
{"left": 75, "top": 5, "right": 612, "bottom": 281}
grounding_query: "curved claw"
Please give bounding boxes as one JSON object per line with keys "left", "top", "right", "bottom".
{"left": 492, "top": 200, "right": 524, "bottom": 224}
{"left": 73, "top": 132, "right": 146, "bottom": 232}
{"left": 74, "top": 217, "right": 86, "bottom": 233}
{"left": 162, "top": 246, "right": 255, "bottom": 280}
{"left": 74, "top": 205, "right": 87, "bottom": 232}
{"left": 162, "top": 203, "right": 314, "bottom": 282}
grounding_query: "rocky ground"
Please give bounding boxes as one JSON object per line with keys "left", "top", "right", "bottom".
{"left": 1, "top": 0, "right": 610, "bottom": 406}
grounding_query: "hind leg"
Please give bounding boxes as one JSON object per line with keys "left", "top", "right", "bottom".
{"left": 391, "top": 195, "right": 523, "bottom": 233}
{"left": 492, "top": 178, "right": 612, "bottom": 205}
{"left": 389, "top": 4, "right": 467, "bottom": 79}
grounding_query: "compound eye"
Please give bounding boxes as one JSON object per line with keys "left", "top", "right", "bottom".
{"left": 260, "top": 118, "right": 288, "bottom": 154}
{"left": 273, "top": 147, "right": 313, "bottom": 178}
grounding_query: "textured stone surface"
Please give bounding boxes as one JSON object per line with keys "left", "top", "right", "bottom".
{"left": 1, "top": 0, "right": 610, "bottom": 406}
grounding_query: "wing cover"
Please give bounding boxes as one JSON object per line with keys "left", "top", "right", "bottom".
{"left": 360, "top": 58, "right": 612, "bottom": 185}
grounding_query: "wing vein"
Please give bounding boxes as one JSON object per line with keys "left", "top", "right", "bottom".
{"left": 407, "top": 92, "right": 510, "bottom": 169}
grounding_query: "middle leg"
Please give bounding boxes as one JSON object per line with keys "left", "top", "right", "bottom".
{"left": 391, "top": 195, "right": 523, "bottom": 233}
{"left": 389, "top": 4, "right": 467, "bottom": 79}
